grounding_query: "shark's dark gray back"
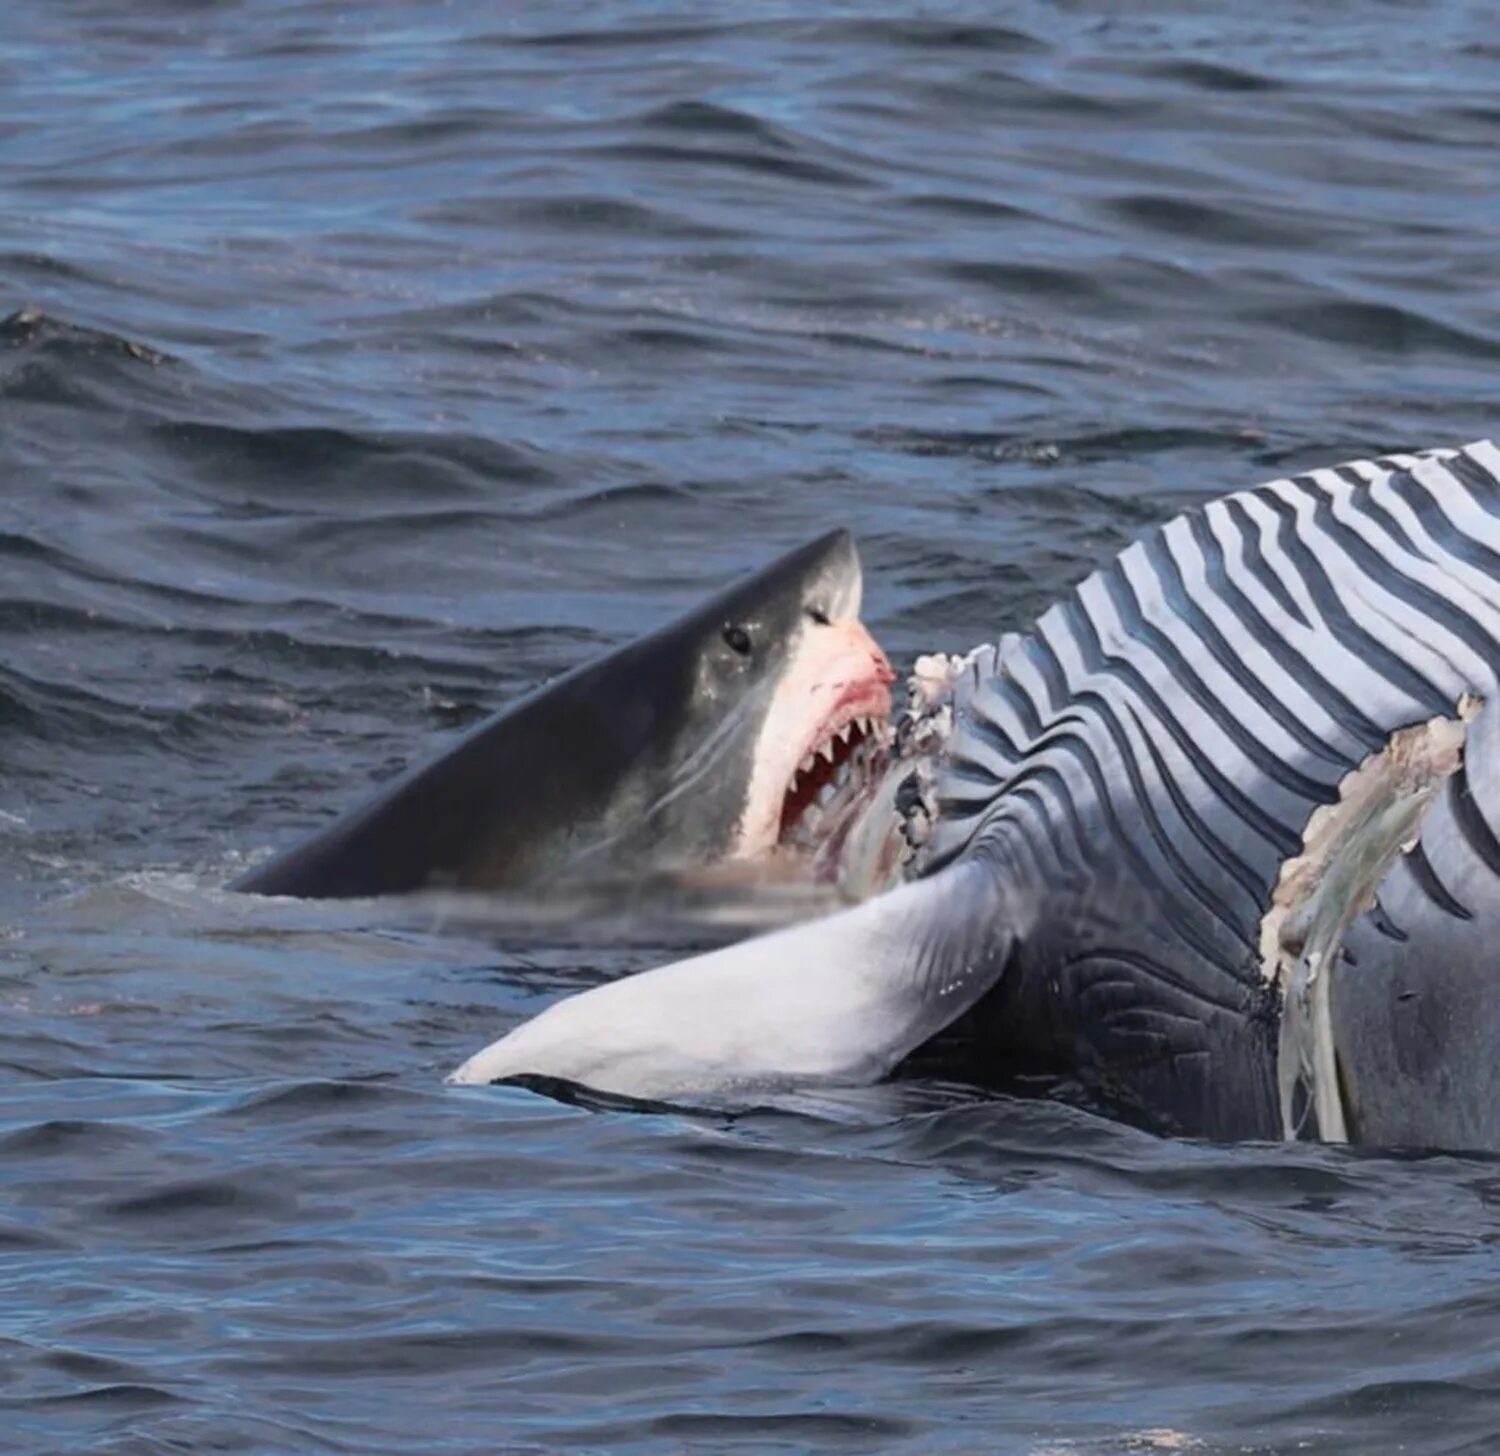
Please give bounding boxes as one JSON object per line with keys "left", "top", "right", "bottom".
{"left": 930, "top": 442, "right": 1500, "bottom": 1138}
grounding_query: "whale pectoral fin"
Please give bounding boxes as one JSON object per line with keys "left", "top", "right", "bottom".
{"left": 446, "top": 862, "right": 1012, "bottom": 1102}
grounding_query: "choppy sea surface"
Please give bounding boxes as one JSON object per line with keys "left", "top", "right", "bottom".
{"left": 5, "top": 3, "right": 1500, "bottom": 1452}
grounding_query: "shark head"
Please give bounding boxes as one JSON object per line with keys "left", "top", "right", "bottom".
{"left": 233, "top": 529, "right": 897, "bottom": 899}
{"left": 605, "top": 528, "right": 896, "bottom": 874}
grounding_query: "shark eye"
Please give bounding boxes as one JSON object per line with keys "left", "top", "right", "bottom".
{"left": 722, "top": 624, "right": 753, "bottom": 656}
{"left": 807, "top": 606, "right": 831, "bottom": 626}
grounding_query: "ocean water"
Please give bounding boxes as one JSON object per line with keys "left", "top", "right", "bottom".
{"left": 4, "top": 3, "right": 1500, "bottom": 1452}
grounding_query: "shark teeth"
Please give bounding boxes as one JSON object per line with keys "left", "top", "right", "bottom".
{"left": 779, "top": 709, "right": 895, "bottom": 850}
{"left": 798, "top": 714, "right": 880, "bottom": 780}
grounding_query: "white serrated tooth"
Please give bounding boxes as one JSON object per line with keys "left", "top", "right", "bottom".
{"left": 800, "top": 752, "right": 815, "bottom": 775}
{"left": 819, "top": 741, "right": 835, "bottom": 764}
{"left": 837, "top": 722, "right": 853, "bottom": 745}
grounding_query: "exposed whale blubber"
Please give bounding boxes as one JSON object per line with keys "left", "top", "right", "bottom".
{"left": 1262, "top": 696, "right": 1481, "bottom": 1142}
{"left": 1320, "top": 691, "right": 1500, "bottom": 1150}
{"left": 234, "top": 530, "right": 894, "bottom": 899}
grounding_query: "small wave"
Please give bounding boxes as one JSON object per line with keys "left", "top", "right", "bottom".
{"left": 1254, "top": 297, "right": 1500, "bottom": 360}
{"left": 11, "top": 1381, "right": 188, "bottom": 1412}
{"left": 511, "top": 20, "right": 745, "bottom": 50}
{"left": 144, "top": 419, "right": 559, "bottom": 507}
{"left": 802, "top": 18, "right": 1046, "bottom": 55}
{"left": 217, "top": 1077, "right": 419, "bottom": 1122}
{"left": 589, "top": 139, "right": 868, "bottom": 190}
{"left": 0, "top": 662, "right": 168, "bottom": 747}
{"left": 0, "top": 306, "right": 179, "bottom": 412}
{"left": 862, "top": 424, "right": 1269, "bottom": 477}
{"left": 1101, "top": 193, "right": 1334, "bottom": 250}
{"left": 102, "top": 1172, "right": 297, "bottom": 1230}
{"left": 649, "top": 1411, "right": 916, "bottom": 1443}
{"left": 937, "top": 260, "right": 1120, "bottom": 311}
{"left": 897, "top": 191, "right": 1037, "bottom": 223}
{"left": 1131, "top": 58, "right": 1283, "bottom": 94}
{"left": 0, "top": 1116, "right": 158, "bottom": 1157}
{"left": 0, "top": 306, "right": 173, "bottom": 365}
{"left": 0, "top": 251, "right": 106, "bottom": 285}
{"left": 421, "top": 193, "right": 733, "bottom": 241}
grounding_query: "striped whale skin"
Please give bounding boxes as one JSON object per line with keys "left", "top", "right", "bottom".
{"left": 923, "top": 440, "right": 1500, "bottom": 1144}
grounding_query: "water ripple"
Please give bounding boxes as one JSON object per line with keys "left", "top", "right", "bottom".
{"left": 5, "top": 2, "right": 1500, "bottom": 1452}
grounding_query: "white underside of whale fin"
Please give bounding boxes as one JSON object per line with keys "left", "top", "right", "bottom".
{"left": 446, "top": 862, "right": 1009, "bottom": 1102}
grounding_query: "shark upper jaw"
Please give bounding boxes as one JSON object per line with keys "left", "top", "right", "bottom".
{"left": 732, "top": 614, "right": 896, "bottom": 862}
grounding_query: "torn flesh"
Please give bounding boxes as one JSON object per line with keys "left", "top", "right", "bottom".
{"left": 770, "top": 648, "right": 976, "bottom": 901}
{"left": 1262, "top": 694, "right": 1482, "bottom": 1142}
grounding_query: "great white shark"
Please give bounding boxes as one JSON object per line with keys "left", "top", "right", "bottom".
{"left": 235, "top": 530, "right": 896, "bottom": 899}
{"left": 449, "top": 441, "right": 1500, "bottom": 1153}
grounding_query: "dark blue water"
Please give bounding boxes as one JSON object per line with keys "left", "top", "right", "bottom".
{"left": 5, "top": 3, "right": 1500, "bottom": 1451}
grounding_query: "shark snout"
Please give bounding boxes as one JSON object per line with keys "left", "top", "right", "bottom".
{"left": 842, "top": 618, "right": 896, "bottom": 687}
{"left": 818, "top": 617, "right": 896, "bottom": 720}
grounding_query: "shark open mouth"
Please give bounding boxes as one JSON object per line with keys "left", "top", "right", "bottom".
{"left": 778, "top": 712, "right": 887, "bottom": 846}
{"left": 774, "top": 649, "right": 973, "bottom": 895}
